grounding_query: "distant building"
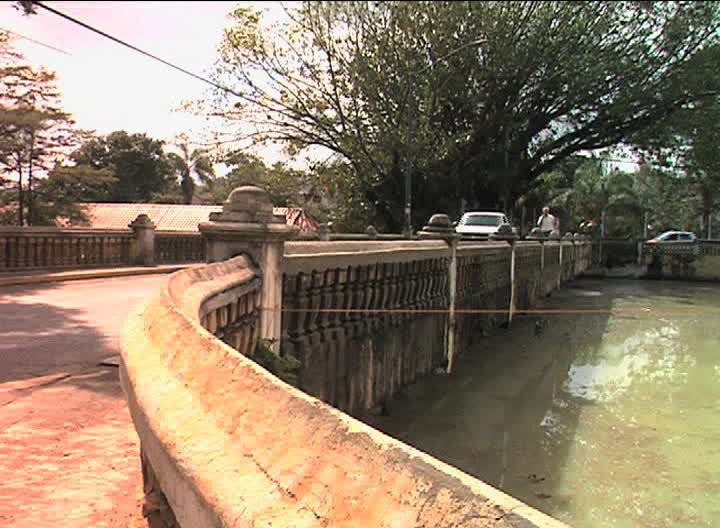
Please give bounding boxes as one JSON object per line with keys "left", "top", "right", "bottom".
{"left": 55, "top": 203, "right": 320, "bottom": 235}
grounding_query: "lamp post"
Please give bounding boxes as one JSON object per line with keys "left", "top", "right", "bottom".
{"left": 403, "top": 38, "right": 487, "bottom": 238}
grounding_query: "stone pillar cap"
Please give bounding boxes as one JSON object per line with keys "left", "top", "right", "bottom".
{"left": 525, "top": 227, "right": 546, "bottom": 241}
{"left": 490, "top": 223, "right": 518, "bottom": 242}
{"left": 199, "top": 186, "right": 298, "bottom": 241}
{"left": 128, "top": 213, "right": 155, "bottom": 229}
{"left": 548, "top": 229, "right": 561, "bottom": 241}
{"left": 417, "top": 213, "right": 459, "bottom": 240}
{"left": 211, "top": 186, "right": 285, "bottom": 225}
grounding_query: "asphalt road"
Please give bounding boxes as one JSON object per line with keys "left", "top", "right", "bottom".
{"left": 0, "top": 275, "right": 167, "bottom": 528}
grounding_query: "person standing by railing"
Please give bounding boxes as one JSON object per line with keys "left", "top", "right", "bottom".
{"left": 537, "top": 207, "right": 559, "bottom": 236}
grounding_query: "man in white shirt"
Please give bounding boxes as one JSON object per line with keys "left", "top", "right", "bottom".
{"left": 537, "top": 207, "right": 558, "bottom": 236}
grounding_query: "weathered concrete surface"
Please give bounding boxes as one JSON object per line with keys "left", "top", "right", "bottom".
{"left": 122, "top": 257, "right": 569, "bottom": 528}
{"left": 0, "top": 275, "right": 166, "bottom": 528}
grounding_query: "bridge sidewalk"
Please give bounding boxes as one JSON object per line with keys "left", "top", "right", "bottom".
{"left": 0, "top": 264, "right": 191, "bottom": 288}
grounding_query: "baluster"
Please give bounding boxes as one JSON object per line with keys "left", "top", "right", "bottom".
{"left": 17, "top": 236, "right": 28, "bottom": 268}
{"left": 207, "top": 309, "right": 218, "bottom": 334}
{"left": 318, "top": 268, "right": 335, "bottom": 331}
{"left": 76, "top": 238, "right": 83, "bottom": 265}
{"left": 339, "top": 266, "right": 353, "bottom": 324}
{"left": 94, "top": 236, "right": 103, "bottom": 264}
{"left": 0, "top": 235, "right": 6, "bottom": 270}
{"left": 46, "top": 237, "right": 54, "bottom": 267}
{"left": 79, "top": 237, "right": 87, "bottom": 265}
{"left": 8, "top": 237, "right": 17, "bottom": 268}
{"left": 386, "top": 262, "right": 398, "bottom": 310}
{"left": 329, "top": 268, "right": 343, "bottom": 329}
{"left": 39, "top": 236, "right": 48, "bottom": 267}
{"left": 396, "top": 262, "right": 410, "bottom": 308}
{"left": 29, "top": 236, "right": 38, "bottom": 267}
{"left": 309, "top": 270, "right": 325, "bottom": 332}
{"left": 370, "top": 263, "right": 382, "bottom": 317}
{"left": 114, "top": 237, "right": 122, "bottom": 264}
{"left": 296, "top": 272, "right": 312, "bottom": 337}
{"left": 281, "top": 274, "right": 296, "bottom": 353}
{"left": 126, "top": 236, "right": 133, "bottom": 264}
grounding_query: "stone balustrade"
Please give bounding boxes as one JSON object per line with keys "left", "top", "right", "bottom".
{"left": 0, "top": 222, "right": 208, "bottom": 272}
{"left": 644, "top": 240, "right": 720, "bottom": 280}
{"left": 121, "top": 233, "right": 572, "bottom": 528}
{"left": 154, "top": 232, "right": 207, "bottom": 263}
{"left": 281, "top": 241, "right": 451, "bottom": 414}
{"left": 0, "top": 226, "right": 133, "bottom": 270}
{"left": 120, "top": 187, "right": 593, "bottom": 528}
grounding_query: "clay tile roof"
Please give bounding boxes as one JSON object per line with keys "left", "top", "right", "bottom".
{"left": 56, "top": 203, "right": 319, "bottom": 233}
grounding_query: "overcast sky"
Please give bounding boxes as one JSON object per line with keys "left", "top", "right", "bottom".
{"left": 0, "top": 1, "right": 292, "bottom": 160}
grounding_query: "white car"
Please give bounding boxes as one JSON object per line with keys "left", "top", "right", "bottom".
{"left": 455, "top": 212, "right": 509, "bottom": 238}
{"left": 646, "top": 231, "right": 697, "bottom": 244}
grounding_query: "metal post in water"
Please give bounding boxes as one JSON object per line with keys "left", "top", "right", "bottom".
{"left": 509, "top": 241, "right": 516, "bottom": 324}
{"left": 558, "top": 239, "right": 563, "bottom": 289}
{"left": 599, "top": 209, "right": 606, "bottom": 267}
{"left": 710, "top": 215, "right": 713, "bottom": 240}
{"left": 491, "top": 224, "right": 518, "bottom": 326}
{"left": 417, "top": 214, "right": 460, "bottom": 374}
{"left": 447, "top": 238, "right": 458, "bottom": 373}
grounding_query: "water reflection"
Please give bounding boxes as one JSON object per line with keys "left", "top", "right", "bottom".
{"left": 367, "top": 280, "right": 720, "bottom": 528}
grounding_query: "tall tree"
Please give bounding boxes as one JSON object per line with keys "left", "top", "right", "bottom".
{"left": 536, "top": 158, "right": 643, "bottom": 237}
{"left": 72, "top": 131, "right": 175, "bottom": 202}
{"left": 633, "top": 92, "right": 720, "bottom": 238}
{"left": 1, "top": 31, "right": 78, "bottom": 225}
{"left": 201, "top": 2, "right": 720, "bottom": 230}
{"left": 168, "top": 136, "right": 215, "bottom": 204}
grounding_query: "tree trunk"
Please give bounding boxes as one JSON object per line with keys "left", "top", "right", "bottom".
{"left": 28, "top": 132, "right": 34, "bottom": 226}
{"left": 16, "top": 155, "right": 24, "bottom": 226}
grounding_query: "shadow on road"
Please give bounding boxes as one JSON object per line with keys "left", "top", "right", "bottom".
{"left": 0, "top": 298, "right": 118, "bottom": 384}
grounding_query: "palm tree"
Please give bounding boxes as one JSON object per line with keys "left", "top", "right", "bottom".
{"left": 170, "top": 138, "right": 215, "bottom": 204}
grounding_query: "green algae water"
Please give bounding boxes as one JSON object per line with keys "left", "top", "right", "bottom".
{"left": 367, "top": 280, "right": 720, "bottom": 528}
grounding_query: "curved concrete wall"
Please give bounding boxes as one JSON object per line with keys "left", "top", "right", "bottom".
{"left": 121, "top": 254, "right": 569, "bottom": 527}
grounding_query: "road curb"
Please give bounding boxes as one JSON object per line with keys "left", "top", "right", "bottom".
{"left": 0, "top": 265, "right": 190, "bottom": 287}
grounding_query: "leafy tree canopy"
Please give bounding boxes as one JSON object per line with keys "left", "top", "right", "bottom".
{"left": 71, "top": 131, "right": 176, "bottom": 203}
{"left": 201, "top": 1, "right": 720, "bottom": 230}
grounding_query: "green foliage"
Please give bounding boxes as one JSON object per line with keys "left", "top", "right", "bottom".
{"left": 168, "top": 135, "right": 215, "bottom": 204}
{"left": 534, "top": 157, "right": 644, "bottom": 237}
{"left": 32, "top": 163, "right": 117, "bottom": 225}
{"left": 253, "top": 339, "right": 301, "bottom": 386}
{"left": 203, "top": 1, "right": 720, "bottom": 230}
{"left": 71, "top": 131, "right": 176, "bottom": 203}
{"left": 1, "top": 31, "right": 80, "bottom": 225}
{"left": 632, "top": 75, "right": 720, "bottom": 237}
{"left": 205, "top": 150, "right": 338, "bottom": 222}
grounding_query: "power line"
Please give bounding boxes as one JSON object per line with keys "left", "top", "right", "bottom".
{"left": 0, "top": 25, "right": 71, "bottom": 55}
{"left": 31, "top": 1, "right": 243, "bottom": 98}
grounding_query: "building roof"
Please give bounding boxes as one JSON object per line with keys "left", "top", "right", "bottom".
{"left": 56, "top": 203, "right": 320, "bottom": 233}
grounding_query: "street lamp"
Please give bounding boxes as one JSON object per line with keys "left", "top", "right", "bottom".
{"left": 403, "top": 38, "right": 487, "bottom": 238}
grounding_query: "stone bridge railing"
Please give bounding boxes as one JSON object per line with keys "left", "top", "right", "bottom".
{"left": 121, "top": 189, "right": 582, "bottom": 528}
{"left": 153, "top": 232, "right": 206, "bottom": 264}
{"left": 643, "top": 239, "right": 720, "bottom": 280}
{"left": 0, "top": 220, "right": 207, "bottom": 271}
{"left": 121, "top": 187, "right": 593, "bottom": 527}
{"left": 0, "top": 226, "right": 134, "bottom": 270}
